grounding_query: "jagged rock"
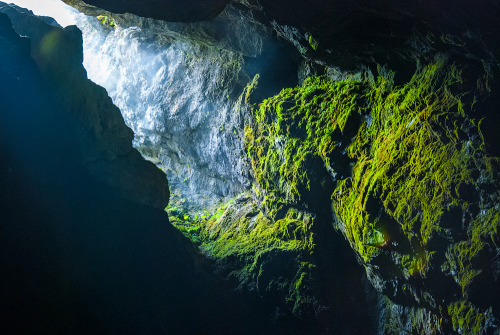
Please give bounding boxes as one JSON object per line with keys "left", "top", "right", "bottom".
{"left": 238, "top": 0, "right": 500, "bottom": 71}
{"left": 0, "top": 3, "right": 170, "bottom": 209}
{"left": 244, "top": 54, "right": 500, "bottom": 334}
{"left": 66, "top": 4, "right": 300, "bottom": 213}
{"left": 64, "top": 0, "right": 500, "bottom": 73}
{"left": 63, "top": 0, "right": 229, "bottom": 22}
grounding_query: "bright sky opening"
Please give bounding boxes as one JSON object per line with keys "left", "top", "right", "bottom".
{"left": 8, "top": 0, "right": 78, "bottom": 27}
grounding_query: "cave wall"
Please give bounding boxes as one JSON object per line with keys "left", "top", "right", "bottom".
{"left": 63, "top": 0, "right": 229, "bottom": 22}
{"left": 58, "top": 0, "right": 500, "bottom": 334}
{"left": 65, "top": 3, "right": 301, "bottom": 213}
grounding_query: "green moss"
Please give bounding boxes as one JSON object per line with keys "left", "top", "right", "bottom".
{"left": 243, "top": 74, "right": 260, "bottom": 105}
{"left": 306, "top": 33, "right": 319, "bottom": 51}
{"left": 244, "top": 55, "right": 499, "bottom": 314}
{"left": 166, "top": 204, "right": 202, "bottom": 243}
{"left": 287, "top": 262, "right": 316, "bottom": 314}
{"left": 167, "top": 189, "right": 315, "bottom": 316}
{"left": 199, "top": 197, "right": 314, "bottom": 264}
{"left": 169, "top": 53, "right": 498, "bottom": 326}
{"left": 192, "top": 194, "right": 316, "bottom": 314}
{"left": 445, "top": 205, "right": 500, "bottom": 295}
{"left": 245, "top": 76, "right": 364, "bottom": 203}
{"left": 448, "top": 300, "right": 485, "bottom": 334}
{"left": 332, "top": 57, "right": 493, "bottom": 277}
{"left": 96, "top": 15, "right": 116, "bottom": 28}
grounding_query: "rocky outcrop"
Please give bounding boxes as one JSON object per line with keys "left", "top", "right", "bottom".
{"left": 63, "top": 0, "right": 229, "bottom": 22}
{"left": 241, "top": 54, "right": 500, "bottom": 333}
{"left": 167, "top": 11, "right": 500, "bottom": 332}
{"left": 0, "top": 3, "right": 170, "bottom": 208}
{"left": 61, "top": 0, "right": 500, "bottom": 215}
{"left": 66, "top": 4, "right": 299, "bottom": 213}
{"left": 170, "top": 192, "right": 378, "bottom": 333}
{"left": 236, "top": 0, "right": 500, "bottom": 68}
{"left": 63, "top": 0, "right": 500, "bottom": 74}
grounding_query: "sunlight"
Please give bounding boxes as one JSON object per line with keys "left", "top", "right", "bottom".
{"left": 8, "top": 0, "right": 78, "bottom": 27}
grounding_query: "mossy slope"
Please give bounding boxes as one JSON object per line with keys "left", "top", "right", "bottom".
{"left": 167, "top": 193, "right": 327, "bottom": 332}
{"left": 243, "top": 55, "right": 499, "bottom": 334}
{"left": 171, "top": 52, "right": 498, "bottom": 334}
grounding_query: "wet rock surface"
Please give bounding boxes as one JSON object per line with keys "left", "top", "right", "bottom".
{"left": 63, "top": 0, "right": 229, "bottom": 22}
{"left": 70, "top": 4, "right": 299, "bottom": 212}
{"left": 241, "top": 53, "right": 500, "bottom": 334}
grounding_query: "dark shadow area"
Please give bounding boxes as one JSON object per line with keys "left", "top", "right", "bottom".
{"left": 0, "top": 13, "right": 277, "bottom": 335}
{"left": 244, "top": 38, "right": 301, "bottom": 104}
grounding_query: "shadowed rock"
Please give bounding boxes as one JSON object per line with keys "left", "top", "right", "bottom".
{"left": 63, "top": 0, "right": 230, "bottom": 22}
{"left": 0, "top": 3, "right": 170, "bottom": 209}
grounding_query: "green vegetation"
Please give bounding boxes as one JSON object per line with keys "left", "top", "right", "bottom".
{"left": 165, "top": 204, "right": 207, "bottom": 244}
{"left": 240, "top": 55, "right": 498, "bottom": 330}
{"left": 200, "top": 197, "right": 314, "bottom": 299}
{"left": 245, "top": 76, "right": 364, "bottom": 202}
{"left": 447, "top": 300, "right": 486, "bottom": 335}
{"left": 245, "top": 55, "right": 498, "bottom": 280}
{"left": 168, "top": 54, "right": 499, "bottom": 328}
{"left": 168, "top": 193, "right": 316, "bottom": 314}
{"left": 306, "top": 33, "right": 319, "bottom": 51}
{"left": 445, "top": 205, "right": 500, "bottom": 295}
{"left": 333, "top": 58, "right": 477, "bottom": 269}
{"left": 97, "top": 15, "right": 116, "bottom": 28}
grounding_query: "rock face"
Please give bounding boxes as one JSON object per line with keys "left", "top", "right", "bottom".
{"left": 63, "top": 0, "right": 500, "bottom": 72}
{"left": 63, "top": 0, "right": 229, "bottom": 22}
{"left": 243, "top": 58, "right": 500, "bottom": 334}
{"left": 0, "top": 10, "right": 188, "bottom": 333}
{"left": 69, "top": 4, "right": 299, "bottom": 212}
{"left": 239, "top": 0, "right": 500, "bottom": 65}
{"left": 0, "top": 3, "right": 169, "bottom": 209}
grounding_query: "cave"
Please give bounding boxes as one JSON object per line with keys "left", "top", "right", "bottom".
{"left": 1, "top": 1, "right": 499, "bottom": 334}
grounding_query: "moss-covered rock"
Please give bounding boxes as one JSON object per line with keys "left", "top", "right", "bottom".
{"left": 447, "top": 300, "right": 488, "bottom": 335}
{"left": 241, "top": 54, "right": 500, "bottom": 333}
{"left": 245, "top": 75, "right": 364, "bottom": 204}
{"left": 174, "top": 193, "right": 318, "bottom": 317}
